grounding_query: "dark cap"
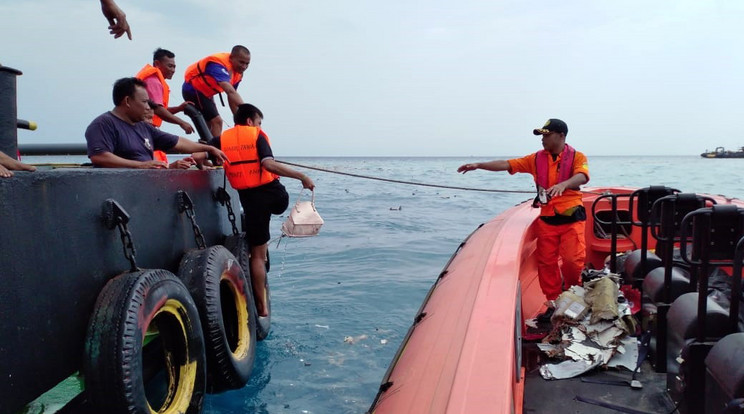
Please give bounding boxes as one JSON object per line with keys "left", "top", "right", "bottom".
{"left": 533, "top": 118, "right": 568, "bottom": 136}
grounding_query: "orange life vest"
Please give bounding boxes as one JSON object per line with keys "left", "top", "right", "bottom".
{"left": 135, "top": 64, "right": 169, "bottom": 127}
{"left": 153, "top": 150, "right": 168, "bottom": 164}
{"left": 222, "top": 126, "right": 278, "bottom": 189}
{"left": 183, "top": 53, "right": 242, "bottom": 98}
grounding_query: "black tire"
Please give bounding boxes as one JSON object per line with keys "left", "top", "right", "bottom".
{"left": 224, "top": 233, "right": 272, "bottom": 340}
{"left": 83, "top": 269, "right": 206, "bottom": 414}
{"left": 178, "top": 245, "right": 257, "bottom": 392}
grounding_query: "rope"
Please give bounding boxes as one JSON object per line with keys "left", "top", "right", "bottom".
{"left": 276, "top": 159, "right": 534, "bottom": 194}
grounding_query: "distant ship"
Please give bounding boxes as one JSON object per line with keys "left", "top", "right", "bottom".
{"left": 701, "top": 146, "right": 744, "bottom": 158}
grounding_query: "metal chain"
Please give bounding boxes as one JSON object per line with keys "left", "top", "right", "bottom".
{"left": 177, "top": 190, "right": 207, "bottom": 249}
{"left": 224, "top": 198, "right": 239, "bottom": 235}
{"left": 115, "top": 220, "right": 138, "bottom": 272}
{"left": 215, "top": 182, "right": 239, "bottom": 235}
{"left": 183, "top": 204, "right": 207, "bottom": 249}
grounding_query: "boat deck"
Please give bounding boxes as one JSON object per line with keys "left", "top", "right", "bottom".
{"left": 522, "top": 343, "right": 673, "bottom": 414}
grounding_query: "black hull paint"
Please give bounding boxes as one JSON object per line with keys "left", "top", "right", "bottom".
{"left": 0, "top": 168, "right": 240, "bottom": 414}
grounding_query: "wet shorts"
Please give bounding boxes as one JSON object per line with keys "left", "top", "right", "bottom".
{"left": 238, "top": 180, "right": 289, "bottom": 246}
{"left": 182, "top": 87, "right": 220, "bottom": 122}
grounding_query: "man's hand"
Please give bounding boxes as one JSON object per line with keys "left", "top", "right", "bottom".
{"left": 169, "top": 157, "right": 196, "bottom": 170}
{"left": 137, "top": 160, "right": 167, "bottom": 169}
{"left": 208, "top": 147, "right": 229, "bottom": 165}
{"left": 300, "top": 174, "right": 315, "bottom": 190}
{"left": 101, "top": 0, "right": 131, "bottom": 40}
{"left": 457, "top": 163, "right": 479, "bottom": 173}
{"left": 179, "top": 120, "right": 195, "bottom": 135}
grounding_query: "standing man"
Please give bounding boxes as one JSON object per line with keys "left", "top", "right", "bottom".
{"left": 136, "top": 48, "right": 194, "bottom": 134}
{"left": 85, "top": 77, "right": 227, "bottom": 169}
{"left": 212, "top": 104, "right": 314, "bottom": 317}
{"left": 457, "top": 119, "right": 589, "bottom": 316}
{"left": 136, "top": 48, "right": 194, "bottom": 162}
{"left": 182, "top": 46, "right": 251, "bottom": 138}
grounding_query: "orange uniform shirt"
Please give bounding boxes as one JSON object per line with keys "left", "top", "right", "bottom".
{"left": 507, "top": 149, "right": 589, "bottom": 216}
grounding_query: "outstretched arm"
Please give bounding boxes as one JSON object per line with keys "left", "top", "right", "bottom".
{"left": 457, "top": 160, "right": 510, "bottom": 173}
{"left": 90, "top": 152, "right": 166, "bottom": 169}
{"left": 218, "top": 81, "right": 245, "bottom": 114}
{"left": 154, "top": 106, "right": 194, "bottom": 134}
{"left": 172, "top": 137, "right": 229, "bottom": 165}
{"left": 261, "top": 158, "right": 315, "bottom": 190}
{"left": 100, "top": 0, "right": 131, "bottom": 40}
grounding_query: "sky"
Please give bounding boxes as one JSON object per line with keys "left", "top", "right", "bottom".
{"left": 2, "top": 0, "right": 743, "bottom": 157}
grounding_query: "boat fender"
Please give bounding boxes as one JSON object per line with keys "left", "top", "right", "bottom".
{"left": 224, "top": 233, "right": 272, "bottom": 341}
{"left": 83, "top": 269, "right": 206, "bottom": 414}
{"left": 178, "top": 245, "right": 258, "bottom": 392}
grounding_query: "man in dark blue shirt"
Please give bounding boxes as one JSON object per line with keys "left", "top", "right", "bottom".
{"left": 85, "top": 77, "right": 227, "bottom": 168}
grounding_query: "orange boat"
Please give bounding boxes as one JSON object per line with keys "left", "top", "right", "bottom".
{"left": 368, "top": 186, "right": 744, "bottom": 414}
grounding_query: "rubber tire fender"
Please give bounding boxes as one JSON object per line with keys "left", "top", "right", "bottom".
{"left": 178, "top": 245, "right": 257, "bottom": 392}
{"left": 83, "top": 269, "right": 206, "bottom": 414}
{"left": 224, "top": 233, "right": 271, "bottom": 341}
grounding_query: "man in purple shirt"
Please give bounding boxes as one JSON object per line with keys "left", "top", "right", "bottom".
{"left": 85, "top": 77, "right": 227, "bottom": 168}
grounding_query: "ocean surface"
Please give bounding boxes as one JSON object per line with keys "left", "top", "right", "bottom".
{"left": 20, "top": 155, "right": 744, "bottom": 414}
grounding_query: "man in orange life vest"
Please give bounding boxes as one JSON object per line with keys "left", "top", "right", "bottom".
{"left": 136, "top": 48, "right": 195, "bottom": 164}
{"left": 182, "top": 46, "right": 251, "bottom": 138}
{"left": 212, "top": 103, "right": 314, "bottom": 317}
{"left": 457, "top": 119, "right": 590, "bottom": 313}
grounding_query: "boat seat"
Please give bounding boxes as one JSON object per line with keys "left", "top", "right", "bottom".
{"left": 624, "top": 249, "right": 663, "bottom": 284}
{"left": 666, "top": 292, "right": 730, "bottom": 377}
{"left": 642, "top": 266, "right": 691, "bottom": 305}
{"left": 706, "top": 333, "right": 744, "bottom": 413}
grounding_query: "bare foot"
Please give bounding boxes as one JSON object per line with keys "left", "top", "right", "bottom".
{"left": 0, "top": 164, "right": 12, "bottom": 178}
{"left": 256, "top": 302, "right": 268, "bottom": 318}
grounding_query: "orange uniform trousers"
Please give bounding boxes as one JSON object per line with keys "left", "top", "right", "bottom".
{"left": 535, "top": 219, "right": 586, "bottom": 301}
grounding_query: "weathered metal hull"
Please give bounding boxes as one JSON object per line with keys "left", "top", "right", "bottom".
{"left": 0, "top": 167, "right": 240, "bottom": 414}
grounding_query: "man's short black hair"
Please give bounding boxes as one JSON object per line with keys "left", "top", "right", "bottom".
{"left": 234, "top": 104, "right": 263, "bottom": 125}
{"left": 231, "top": 45, "right": 251, "bottom": 57}
{"left": 112, "top": 77, "right": 146, "bottom": 106}
{"left": 153, "top": 48, "right": 175, "bottom": 63}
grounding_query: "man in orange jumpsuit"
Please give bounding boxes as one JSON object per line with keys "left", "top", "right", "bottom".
{"left": 457, "top": 119, "right": 589, "bottom": 315}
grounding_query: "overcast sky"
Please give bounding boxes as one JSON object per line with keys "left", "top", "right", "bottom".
{"left": 2, "top": 0, "right": 743, "bottom": 156}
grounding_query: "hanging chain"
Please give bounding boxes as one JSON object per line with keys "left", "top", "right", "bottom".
{"left": 214, "top": 172, "right": 239, "bottom": 235}
{"left": 177, "top": 190, "right": 207, "bottom": 249}
{"left": 116, "top": 220, "right": 138, "bottom": 272}
{"left": 102, "top": 199, "right": 139, "bottom": 272}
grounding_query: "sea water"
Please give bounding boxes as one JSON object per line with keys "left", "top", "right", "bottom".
{"left": 201, "top": 155, "right": 744, "bottom": 414}
{"left": 17, "top": 155, "right": 744, "bottom": 414}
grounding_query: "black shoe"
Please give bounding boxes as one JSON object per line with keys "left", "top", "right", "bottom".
{"left": 536, "top": 307, "right": 555, "bottom": 324}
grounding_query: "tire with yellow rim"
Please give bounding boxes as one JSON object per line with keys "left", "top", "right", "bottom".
{"left": 83, "top": 269, "right": 206, "bottom": 414}
{"left": 178, "top": 245, "right": 257, "bottom": 392}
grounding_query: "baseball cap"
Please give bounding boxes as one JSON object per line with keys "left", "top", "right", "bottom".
{"left": 533, "top": 118, "right": 568, "bottom": 136}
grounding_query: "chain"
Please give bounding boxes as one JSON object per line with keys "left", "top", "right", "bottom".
{"left": 178, "top": 190, "right": 207, "bottom": 249}
{"left": 116, "top": 220, "right": 138, "bottom": 272}
{"left": 184, "top": 205, "right": 207, "bottom": 249}
{"left": 215, "top": 186, "right": 239, "bottom": 235}
{"left": 225, "top": 198, "right": 239, "bottom": 235}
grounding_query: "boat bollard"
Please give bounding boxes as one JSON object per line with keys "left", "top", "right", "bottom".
{"left": 0, "top": 65, "right": 23, "bottom": 160}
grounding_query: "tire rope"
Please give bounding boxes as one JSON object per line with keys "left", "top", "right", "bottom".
{"left": 276, "top": 159, "right": 604, "bottom": 195}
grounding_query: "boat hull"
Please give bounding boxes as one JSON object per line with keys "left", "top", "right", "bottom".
{"left": 0, "top": 168, "right": 240, "bottom": 414}
{"left": 369, "top": 187, "right": 742, "bottom": 414}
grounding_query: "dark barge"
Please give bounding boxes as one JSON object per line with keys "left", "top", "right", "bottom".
{"left": 0, "top": 66, "right": 260, "bottom": 413}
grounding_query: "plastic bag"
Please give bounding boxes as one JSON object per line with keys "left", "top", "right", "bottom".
{"left": 281, "top": 189, "right": 324, "bottom": 237}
